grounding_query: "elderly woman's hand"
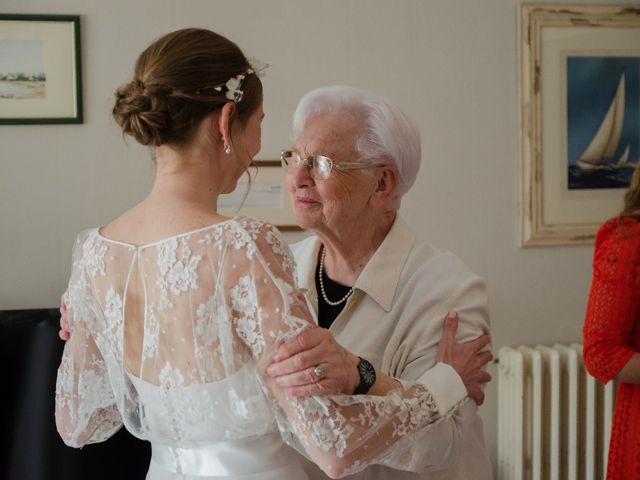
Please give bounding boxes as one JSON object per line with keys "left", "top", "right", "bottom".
{"left": 59, "top": 294, "right": 72, "bottom": 341}
{"left": 437, "top": 311, "right": 492, "bottom": 405}
{"left": 266, "top": 327, "right": 360, "bottom": 397}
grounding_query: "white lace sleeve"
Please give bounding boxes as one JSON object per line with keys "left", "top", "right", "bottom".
{"left": 55, "top": 234, "right": 123, "bottom": 448}
{"left": 227, "top": 222, "right": 458, "bottom": 478}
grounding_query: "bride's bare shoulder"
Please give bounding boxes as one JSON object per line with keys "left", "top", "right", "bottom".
{"left": 98, "top": 205, "right": 145, "bottom": 242}
{"left": 99, "top": 203, "right": 230, "bottom": 245}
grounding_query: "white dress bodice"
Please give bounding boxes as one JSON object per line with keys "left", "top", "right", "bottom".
{"left": 129, "top": 366, "right": 306, "bottom": 479}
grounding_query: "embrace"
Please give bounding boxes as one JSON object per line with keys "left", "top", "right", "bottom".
{"left": 56, "top": 28, "right": 493, "bottom": 480}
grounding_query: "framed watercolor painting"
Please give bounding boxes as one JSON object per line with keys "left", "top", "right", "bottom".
{"left": 520, "top": 5, "right": 640, "bottom": 246}
{"left": 0, "top": 14, "right": 82, "bottom": 124}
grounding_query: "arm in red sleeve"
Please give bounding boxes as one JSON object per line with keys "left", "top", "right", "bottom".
{"left": 583, "top": 218, "right": 640, "bottom": 383}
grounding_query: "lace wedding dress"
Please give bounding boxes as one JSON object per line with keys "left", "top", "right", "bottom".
{"left": 56, "top": 217, "right": 452, "bottom": 479}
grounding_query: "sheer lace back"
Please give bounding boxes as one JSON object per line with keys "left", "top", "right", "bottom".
{"left": 57, "top": 217, "right": 307, "bottom": 447}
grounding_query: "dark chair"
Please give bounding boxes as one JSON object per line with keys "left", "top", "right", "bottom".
{"left": 0, "top": 309, "right": 150, "bottom": 480}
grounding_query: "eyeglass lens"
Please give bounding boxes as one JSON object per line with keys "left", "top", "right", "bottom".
{"left": 283, "top": 152, "right": 332, "bottom": 179}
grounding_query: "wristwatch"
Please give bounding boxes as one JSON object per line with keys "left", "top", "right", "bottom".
{"left": 354, "top": 357, "right": 376, "bottom": 394}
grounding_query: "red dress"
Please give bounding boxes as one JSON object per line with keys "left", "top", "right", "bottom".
{"left": 583, "top": 217, "right": 640, "bottom": 480}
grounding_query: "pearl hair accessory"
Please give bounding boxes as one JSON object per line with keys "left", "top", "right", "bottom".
{"left": 318, "top": 244, "right": 354, "bottom": 306}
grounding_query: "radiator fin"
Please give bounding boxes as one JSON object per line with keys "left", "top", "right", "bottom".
{"left": 498, "top": 344, "right": 616, "bottom": 480}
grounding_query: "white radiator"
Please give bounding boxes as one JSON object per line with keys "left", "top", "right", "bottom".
{"left": 497, "top": 344, "right": 616, "bottom": 480}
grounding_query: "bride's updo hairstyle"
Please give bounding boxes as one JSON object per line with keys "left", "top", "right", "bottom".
{"left": 113, "top": 28, "right": 262, "bottom": 148}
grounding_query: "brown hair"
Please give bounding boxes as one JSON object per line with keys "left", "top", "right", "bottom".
{"left": 112, "top": 28, "right": 262, "bottom": 147}
{"left": 621, "top": 162, "right": 640, "bottom": 218}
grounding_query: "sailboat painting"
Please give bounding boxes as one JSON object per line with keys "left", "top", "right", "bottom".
{"left": 567, "top": 56, "right": 639, "bottom": 189}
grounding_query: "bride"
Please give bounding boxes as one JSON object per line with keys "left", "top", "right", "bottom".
{"left": 56, "top": 28, "right": 483, "bottom": 479}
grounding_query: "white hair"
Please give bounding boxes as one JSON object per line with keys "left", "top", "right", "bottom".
{"left": 292, "top": 85, "right": 421, "bottom": 201}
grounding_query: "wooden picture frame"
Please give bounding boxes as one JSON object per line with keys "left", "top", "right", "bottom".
{"left": 520, "top": 4, "right": 640, "bottom": 246}
{"left": 219, "top": 161, "right": 302, "bottom": 231}
{"left": 0, "top": 14, "right": 82, "bottom": 124}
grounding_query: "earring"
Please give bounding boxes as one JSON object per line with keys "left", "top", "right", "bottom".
{"left": 224, "top": 144, "right": 232, "bottom": 155}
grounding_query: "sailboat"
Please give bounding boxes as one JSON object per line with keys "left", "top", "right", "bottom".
{"left": 576, "top": 72, "right": 629, "bottom": 171}
{"left": 616, "top": 144, "right": 632, "bottom": 168}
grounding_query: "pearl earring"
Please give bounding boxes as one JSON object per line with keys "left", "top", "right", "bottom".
{"left": 224, "top": 144, "right": 232, "bottom": 154}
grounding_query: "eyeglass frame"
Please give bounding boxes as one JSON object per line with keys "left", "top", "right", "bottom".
{"left": 280, "top": 150, "right": 378, "bottom": 180}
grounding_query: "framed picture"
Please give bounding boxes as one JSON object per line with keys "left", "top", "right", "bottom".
{"left": 520, "top": 5, "right": 640, "bottom": 246}
{"left": 0, "top": 14, "right": 82, "bottom": 124}
{"left": 219, "top": 160, "right": 302, "bottom": 231}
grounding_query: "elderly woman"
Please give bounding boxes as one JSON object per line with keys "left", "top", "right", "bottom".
{"left": 267, "top": 86, "right": 493, "bottom": 480}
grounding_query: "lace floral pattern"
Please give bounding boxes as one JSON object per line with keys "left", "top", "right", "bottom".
{"left": 167, "top": 241, "right": 201, "bottom": 295}
{"left": 103, "top": 287, "right": 123, "bottom": 345}
{"left": 265, "top": 228, "right": 295, "bottom": 274}
{"left": 155, "top": 238, "right": 202, "bottom": 310}
{"left": 55, "top": 216, "right": 456, "bottom": 477}
{"left": 159, "top": 362, "right": 185, "bottom": 391}
{"left": 142, "top": 308, "right": 159, "bottom": 360}
{"left": 232, "top": 282, "right": 266, "bottom": 358}
{"left": 80, "top": 232, "right": 107, "bottom": 277}
{"left": 195, "top": 296, "right": 218, "bottom": 347}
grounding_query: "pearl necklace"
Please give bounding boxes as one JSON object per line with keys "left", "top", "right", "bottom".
{"left": 318, "top": 244, "right": 354, "bottom": 306}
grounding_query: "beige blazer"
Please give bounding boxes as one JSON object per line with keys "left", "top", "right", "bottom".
{"left": 291, "top": 215, "right": 492, "bottom": 480}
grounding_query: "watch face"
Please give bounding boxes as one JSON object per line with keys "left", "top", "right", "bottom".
{"left": 356, "top": 357, "right": 376, "bottom": 394}
{"left": 359, "top": 361, "right": 376, "bottom": 385}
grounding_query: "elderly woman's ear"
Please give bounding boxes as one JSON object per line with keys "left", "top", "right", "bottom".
{"left": 370, "top": 165, "right": 398, "bottom": 208}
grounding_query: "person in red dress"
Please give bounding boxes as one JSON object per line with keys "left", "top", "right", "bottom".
{"left": 583, "top": 163, "right": 640, "bottom": 480}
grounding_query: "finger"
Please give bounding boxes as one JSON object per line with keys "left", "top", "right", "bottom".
{"left": 472, "top": 390, "right": 485, "bottom": 406}
{"left": 478, "top": 371, "right": 492, "bottom": 383}
{"left": 59, "top": 330, "right": 70, "bottom": 341}
{"left": 272, "top": 328, "right": 325, "bottom": 362}
{"left": 467, "top": 386, "right": 485, "bottom": 405}
{"left": 475, "top": 351, "right": 493, "bottom": 366}
{"left": 269, "top": 335, "right": 340, "bottom": 376}
{"left": 267, "top": 349, "right": 327, "bottom": 377}
{"left": 61, "top": 307, "right": 74, "bottom": 332}
{"left": 441, "top": 311, "right": 459, "bottom": 340}
{"left": 465, "top": 333, "right": 491, "bottom": 352}
{"left": 274, "top": 366, "right": 325, "bottom": 387}
{"left": 284, "top": 379, "right": 342, "bottom": 398}
{"left": 436, "top": 312, "right": 458, "bottom": 364}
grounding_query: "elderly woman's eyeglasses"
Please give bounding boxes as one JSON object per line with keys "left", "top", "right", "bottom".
{"left": 280, "top": 150, "right": 376, "bottom": 180}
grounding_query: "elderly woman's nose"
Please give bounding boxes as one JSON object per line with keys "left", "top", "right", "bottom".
{"left": 291, "top": 161, "right": 314, "bottom": 185}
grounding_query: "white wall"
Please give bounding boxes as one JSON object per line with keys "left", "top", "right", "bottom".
{"left": 1, "top": 0, "right": 623, "bottom": 472}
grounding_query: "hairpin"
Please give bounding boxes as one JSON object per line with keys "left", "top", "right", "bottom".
{"left": 212, "top": 68, "right": 254, "bottom": 103}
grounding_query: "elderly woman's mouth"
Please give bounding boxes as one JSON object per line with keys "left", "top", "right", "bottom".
{"left": 295, "top": 196, "right": 320, "bottom": 206}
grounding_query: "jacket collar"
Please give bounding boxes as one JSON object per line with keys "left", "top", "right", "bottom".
{"left": 294, "top": 215, "right": 415, "bottom": 313}
{"left": 353, "top": 215, "right": 414, "bottom": 312}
